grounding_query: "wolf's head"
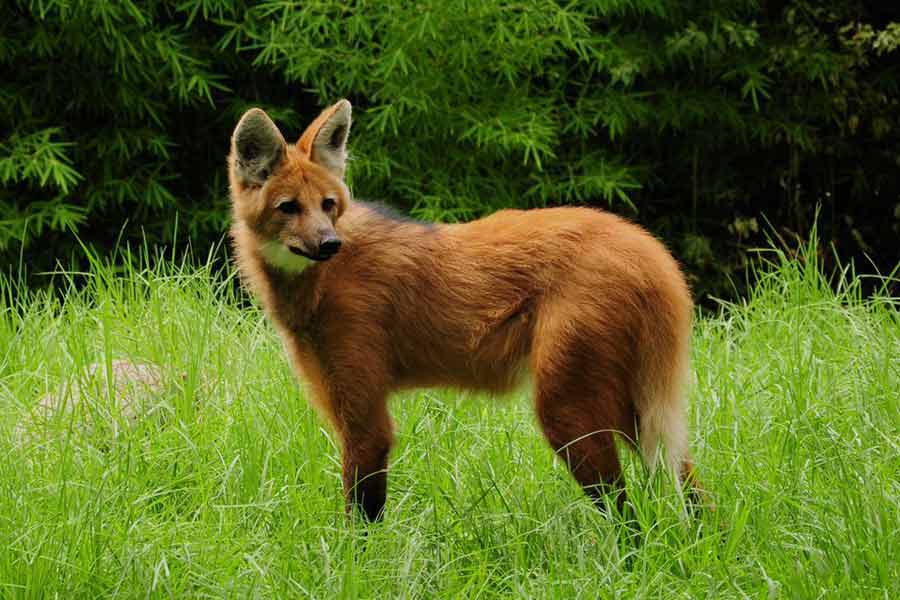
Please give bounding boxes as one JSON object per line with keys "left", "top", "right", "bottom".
{"left": 228, "top": 100, "right": 352, "bottom": 272}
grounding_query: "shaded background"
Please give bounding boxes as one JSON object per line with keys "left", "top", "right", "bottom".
{"left": 2, "top": 0, "right": 898, "bottom": 302}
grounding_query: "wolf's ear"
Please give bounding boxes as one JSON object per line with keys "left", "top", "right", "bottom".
{"left": 231, "top": 108, "right": 286, "bottom": 186}
{"left": 297, "top": 100, "right": 351, "bottom": 178}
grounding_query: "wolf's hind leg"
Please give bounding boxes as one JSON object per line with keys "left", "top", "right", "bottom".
{"left": 533, "top": 371, "right": 635, "bottom": 514}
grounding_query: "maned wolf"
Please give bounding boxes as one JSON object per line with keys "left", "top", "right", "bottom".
{"left": 228, "top": 100, "right": 702, "bottom": 521}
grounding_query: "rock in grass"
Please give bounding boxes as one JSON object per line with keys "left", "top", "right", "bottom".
{"left": 16, "top": 359, "right": 179, "bottom": 444}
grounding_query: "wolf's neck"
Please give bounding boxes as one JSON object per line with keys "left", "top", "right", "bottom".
{"left": 231, "top": 224, "right": 322, "bottom": 336}
{"left": 256, "top": 255, "right": 323, "bottom": 335}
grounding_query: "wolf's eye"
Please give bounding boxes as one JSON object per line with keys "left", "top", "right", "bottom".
{"left": 322, "top": 197, "right": 337, "bottom": 212}
{"left": 276, "top": 200, "right": 300, "bottom": 215}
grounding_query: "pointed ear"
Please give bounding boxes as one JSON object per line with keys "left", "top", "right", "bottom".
{"left": 231, "top": 108, "right": 286, "bottom": 186}
{"left": 297, "top": 100, "right": 351, "bottom": 178}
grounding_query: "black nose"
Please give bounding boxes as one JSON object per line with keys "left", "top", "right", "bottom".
{"left": 318, "top": 237, "right": 342, "bottom": 257}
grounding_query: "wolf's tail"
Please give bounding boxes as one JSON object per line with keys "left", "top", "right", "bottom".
{"left": 634, "top": 329, "right": 692, "bottom": 486}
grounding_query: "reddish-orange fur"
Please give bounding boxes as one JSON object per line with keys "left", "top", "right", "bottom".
{"left": 228, "top": 101, "right": 702, "bottom": 520}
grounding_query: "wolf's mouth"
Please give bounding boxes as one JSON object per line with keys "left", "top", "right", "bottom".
{"left": 288, "top": 245, "right": 332, "bottom": 262}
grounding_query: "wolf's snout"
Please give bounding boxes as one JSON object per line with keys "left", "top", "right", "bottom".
{"left": 318, "top": 237, "right": 342, "bottom": 257}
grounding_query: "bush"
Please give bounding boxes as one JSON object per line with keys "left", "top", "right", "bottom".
{"left": 2, "top": 0, "right": 898, "bottom": 298}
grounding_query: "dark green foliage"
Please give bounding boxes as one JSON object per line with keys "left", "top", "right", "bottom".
{"left": 2, "top": 0, "right": 898, "bottom": 298}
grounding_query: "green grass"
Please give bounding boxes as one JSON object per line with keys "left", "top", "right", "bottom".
{"left": 1, "top": 244, "right": 898, "bottom": 599}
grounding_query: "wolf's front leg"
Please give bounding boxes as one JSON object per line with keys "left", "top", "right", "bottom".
{"left": 335, "top": 397, "right": 394, "bottom": 522}
{"left": 342, "top": 430, "right": 392, "bottom": 521}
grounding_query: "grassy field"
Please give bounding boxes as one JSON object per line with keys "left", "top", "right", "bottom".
{"left": 1, "top": 245, "right": 898, "bottom": 599}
